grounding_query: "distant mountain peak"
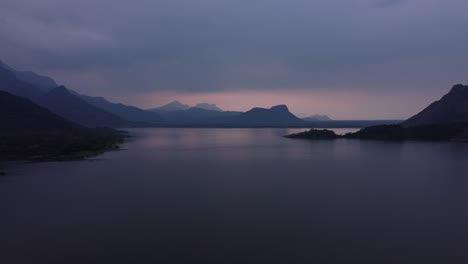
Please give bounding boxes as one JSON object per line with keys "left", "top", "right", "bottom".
{"left": 150, "top": 100, "right": 191, "bottom": 112}
{"left": 239, "top": 104, "right": 303, "bottom": 126}
{"left": 149, "top": 101, "right": 223, "bottom": 112}
{"left": 270, "top": 104, "right": 289, "bottom": 112}
{"left": 193, "top": 103, "right": 222, "bottom": 112}
{"left": 302, "top": 114, "right": 332, "bottom": 121}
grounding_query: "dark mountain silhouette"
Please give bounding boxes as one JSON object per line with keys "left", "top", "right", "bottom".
{"left": 78, "top": 93, "right": 164, "bottom": 125}
{"left": 0, "top": 60, "right": 57, "bottom": 92}
{"left": 236, "top": 105, "right": 304, "bottom": 126}
{"left": 149, "top": 101, "right": 190, "bottom": 112}
{"left": 156, "top": 104, "right": 303, "bottom": 126}
{"left": 13, "top": 71, "right": 57, "bottom": 92}
{"left": 287, "top": 85, "right": 468, "bottom": 142}
{"left": 0, "top": 91, "right": 126, "bottom": 160}
{"left": 403, "top": 84, "right": 468, "bottom": 127}
{"left": 0, "top": 90, "right": 80, "bottom": 135}
{"left": 0, "top": 61, "right": 45, "bottom": 101}
{"left": 0, "top": 59, "right": 401, "bottom": 129}
{"left": 45, "top": 86, "right": 144, "bottom": 128}
{"left": 158, "top": 108, "right": 242, "bottom": 125}
{"left": 302, "top": 114, "right": 332, "bottom": 121}
{"left": 0, "top": 61, "right": 145, "bottom": 128}
{"left": 156, "top": 107, "right": 393, "bottom": 127}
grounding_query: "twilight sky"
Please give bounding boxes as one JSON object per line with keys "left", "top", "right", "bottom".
{"left": 1, "top": 0, "right": 467, "bottom": 119}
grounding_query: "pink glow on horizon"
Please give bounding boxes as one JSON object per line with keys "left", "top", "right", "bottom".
{"left": 116, "top": 90, "right": 437, "bottom": 120}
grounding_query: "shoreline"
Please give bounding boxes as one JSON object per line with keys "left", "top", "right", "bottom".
{"left": 285, "top": 125, "right": 468, "bottom": 142}
{"left": 0, "top": 129, "right": 130, "bottom": 162}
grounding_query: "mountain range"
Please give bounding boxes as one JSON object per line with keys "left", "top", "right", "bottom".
{"left": 0, "top": 60, "right": 312, "bottom": 128}
{"left": 0, "top": 62, "right": 150, "bottom": 128}
{"left": 0, "top": 60, "right": 57, "bottom": 92}
{"left": 77, "top": 93, "right": 164, "bottom": 125}
{"left": 153, "top": 104, "right": 305, "bottom": 126}
{"left": 0, "top": 59, "right": 402, "bottom": 128}
{"left": 287, "top": 84, "right": 468, "bottom": 141}
{"left": 5, "top": 59, "right": 468, "bottom": 142}
{"left": 0, "top": 90, "right": 125, "bottom": 160}
{"left": 148, "top": 101, "right": 223, "bottom": 112}
{"left": 236, "top": 105, "right": 304, "bottom": 126}
{"left": 46, "top": 86, "right": 145, "bottom": 128}
{"left": 0, "top": 90, "right": 79, "bottom": 135}
{"left": 156, "top": 108, "right": 242, "bottom": 126}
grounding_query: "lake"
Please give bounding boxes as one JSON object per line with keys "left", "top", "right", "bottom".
{"left": 2, "top": 128, "right": 468, "bottom": 264}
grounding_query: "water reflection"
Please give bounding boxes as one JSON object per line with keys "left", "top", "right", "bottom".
{"left": 1, "top": 128, "right": 468, "bottom": 264}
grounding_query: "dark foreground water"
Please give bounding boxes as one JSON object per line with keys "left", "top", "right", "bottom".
{"left": 2, "top": 128, "right": 468, "bottom": 264}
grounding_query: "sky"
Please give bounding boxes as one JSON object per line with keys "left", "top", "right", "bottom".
{"left": 1, "top": 0, "right": 467, "bottom": 119}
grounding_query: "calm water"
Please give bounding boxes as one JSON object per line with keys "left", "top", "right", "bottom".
{"left": 2, "top": 128, "right": 468, "bottom": 264}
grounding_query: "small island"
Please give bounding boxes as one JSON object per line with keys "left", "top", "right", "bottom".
{"left": 285, "top": 128, "right": 339, "bottom": 140}
{"left": 286, "top": 124, "right": 468, "bottom": 142}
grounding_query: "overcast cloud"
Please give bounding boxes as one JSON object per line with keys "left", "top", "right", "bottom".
{"left": 1, "top": 0, "right": 467, "bottom": 117}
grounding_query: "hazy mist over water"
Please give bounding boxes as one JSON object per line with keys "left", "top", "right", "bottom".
{"left": 2, "top": 128, "right": 468, "bottom": 263}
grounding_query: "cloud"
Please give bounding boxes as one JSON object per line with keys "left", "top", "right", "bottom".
{"left": 0, "top": 16, "right": 7, "bottom": 26}
{"left": 371, "top": 0, "right": 403, "bottom": 8}
{"left": 0, "top": 0, "right": 467, "bottom": 99}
